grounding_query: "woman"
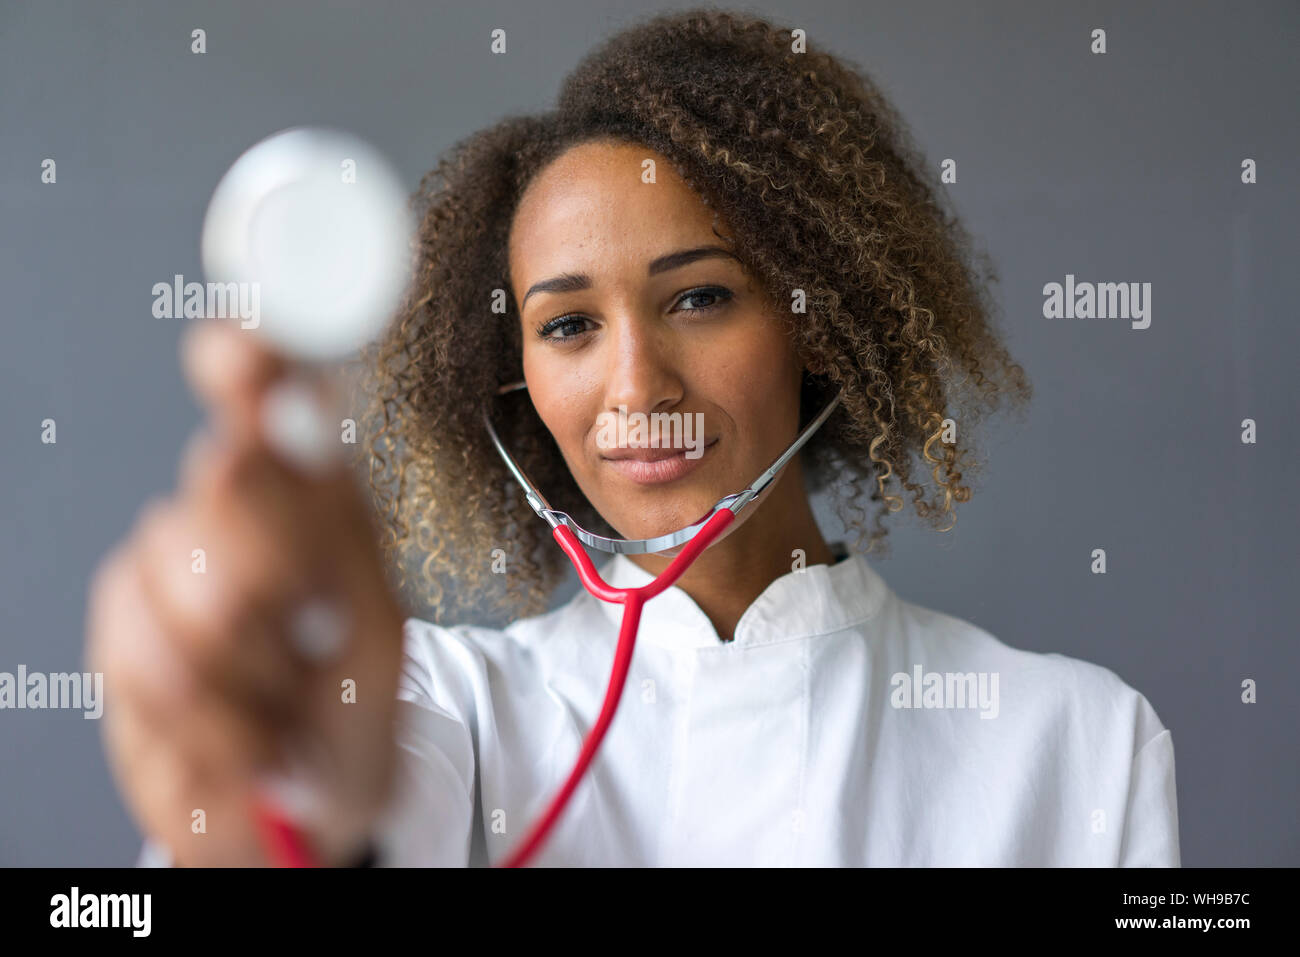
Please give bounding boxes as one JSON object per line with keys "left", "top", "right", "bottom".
{"left": 88, "top": 9, "right": 1179, "bottom": 866}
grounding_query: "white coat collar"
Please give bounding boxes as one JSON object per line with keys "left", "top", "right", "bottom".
{"left": 589, "top": 546, "right": 889, "bottom": 650}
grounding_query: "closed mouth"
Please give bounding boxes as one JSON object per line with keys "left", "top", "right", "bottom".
{"left": 600, "top": 437, "right": 719, "bottom": 462}
{"left": 600, "top": 437, "right": 719, "bottom": 485}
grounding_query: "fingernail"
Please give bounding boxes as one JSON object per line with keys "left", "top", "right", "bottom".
{"left": 254, "top": 730, "right": 334, "bottom": 826}
{"left": 289, "top": 597, "right": 349, "bottom": 663}
{"left": 260, "top": 377, "right": 341, "bottom": 475}
{"left": 255, "top": 767, "right": 325, "bottom": 826}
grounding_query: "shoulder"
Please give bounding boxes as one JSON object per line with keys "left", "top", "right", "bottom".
{"left": 401, "top": 589, "right": 591, "bottom": 664}
{"left": 882, "top": 590, "right": 1170, "bottom": 755}
{"left": 397, "top": 593, "right": 593, "bottom": 706}
{"left": 872, "top": 588, "right": 1179, "bottom": 864}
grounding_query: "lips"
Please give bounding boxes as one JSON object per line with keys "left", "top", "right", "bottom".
{"left": 600, "top": 440, "right": 716, "bottom": 463}
{"left": 600, "top": 437, "right": 719, "bottom": 485}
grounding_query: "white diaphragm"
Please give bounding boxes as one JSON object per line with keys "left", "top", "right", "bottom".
{"left": 200, "top": 126, "right": 415, "bottom": 360}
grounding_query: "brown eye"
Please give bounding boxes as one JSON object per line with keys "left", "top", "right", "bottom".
{"left": 676, "top": 287, "right": 733, "bottom": 312}
{"left": 537, "top": 315, "right": 592, "bottom": 340}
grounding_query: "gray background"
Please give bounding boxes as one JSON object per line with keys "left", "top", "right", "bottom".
{"left": 1, "top": 0, "right": 1295, "bottom": 866}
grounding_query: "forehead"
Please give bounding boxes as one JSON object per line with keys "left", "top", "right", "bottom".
{"left": 508, "top": 140, "right": 723, "bottom": 285}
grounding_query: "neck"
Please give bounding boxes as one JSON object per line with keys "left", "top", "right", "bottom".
{"left": 627, "top": 460, "right": 833, "bottom": 642}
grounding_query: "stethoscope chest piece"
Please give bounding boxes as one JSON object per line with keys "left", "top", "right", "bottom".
{"left": 201, "top": 126, "right": 414, "bottom": 360}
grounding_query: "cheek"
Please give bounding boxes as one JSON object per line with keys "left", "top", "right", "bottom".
{"left": 523, "top": 353, "right": 598, "bottom": 463}
{"left": 722, "top": 338, "right": 802, "bottom": 464}
{"left": 713, "top": 323, "right": 799, "bottom": 410}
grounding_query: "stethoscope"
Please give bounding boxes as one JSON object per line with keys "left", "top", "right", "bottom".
{"left": 198, "top": 125, "right": 843, "bottom": 868}
{"left": 482, "top": 381, "right": 842, "bottom": 867}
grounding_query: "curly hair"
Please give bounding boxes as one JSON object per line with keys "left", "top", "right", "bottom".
{"left": 353, "top": 8, "right": 1032, "bottom": 625}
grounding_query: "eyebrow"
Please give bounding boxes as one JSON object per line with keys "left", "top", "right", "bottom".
{"left": 519, "top": 245, "right": 740, "bottom": 309}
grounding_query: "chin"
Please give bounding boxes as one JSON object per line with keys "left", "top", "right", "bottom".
{"left": 599, "top": 487, "right": 730, "bottom": 543}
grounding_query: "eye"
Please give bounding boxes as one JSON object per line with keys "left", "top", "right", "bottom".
{"left": 676, "top": 286, "right": 733, "bottom": 313}
{"left": 536, "top": 315, "right": 593, "bottom": 340}
{"left": 534, "top": 286, "right": 734, "bottom": 342}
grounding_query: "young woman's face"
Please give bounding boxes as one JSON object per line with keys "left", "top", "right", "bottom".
{"left": 508, "top": 138, "right": 804, "bottom": 545}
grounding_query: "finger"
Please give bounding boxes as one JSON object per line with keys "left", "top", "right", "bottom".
{"left": 180, "top": 321, "right": 288, "bottom": 447}
{"left": 105, "top": 691, "right": 281, "bottom": 868}
{"left": 182, "top": 423, "right": 344, "bottom": 588}
{"left": 107, "top": 651, "right": 284, "bottom": 808}
{"left": 258, "top": 375, "right": 349, "bottom": 477}
{"left": 131, "top": 495, "right": 311, "bottom": 718}
{"left": 91, "top": 542, "right": 289, "bottom": 790}
{"left": 87, "top": 538, "right": 198, "bottom": 719}
{"left": 180, "top": 429, "right": 358, "bottom": 666}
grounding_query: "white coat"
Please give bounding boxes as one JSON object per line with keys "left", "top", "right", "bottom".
{"left": 139, "top": 549, "right": 1180, "bottom": 866}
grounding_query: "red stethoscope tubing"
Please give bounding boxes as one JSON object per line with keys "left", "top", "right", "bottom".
{"left": 252, "top": 507, "right": 736, "bottom": 868}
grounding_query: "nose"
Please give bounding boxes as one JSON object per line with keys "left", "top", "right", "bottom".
{"left": 600, "top": 313, "right": 684, "bottom": 424}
